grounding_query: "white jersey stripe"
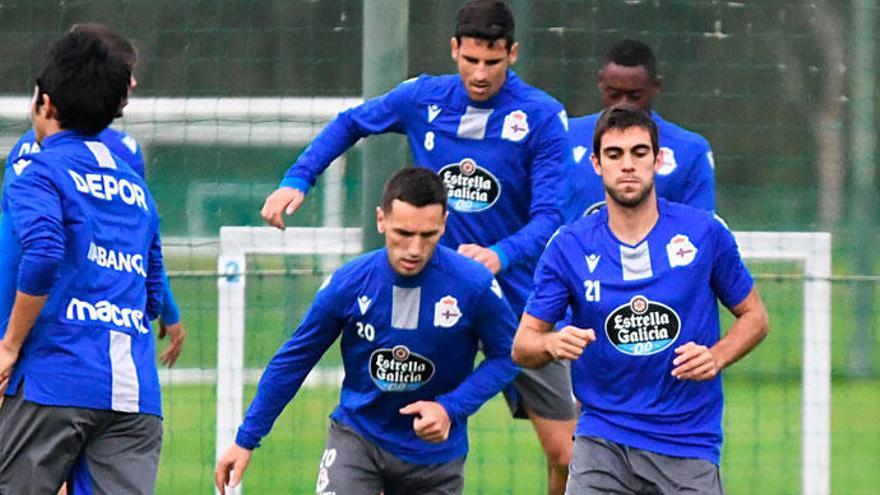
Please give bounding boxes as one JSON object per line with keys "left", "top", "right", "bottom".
{"left": 109, "top": 331, "right": 140, "bottom": 412}
{"left": 456, "top": 106, "right": 493, "bottom": 140}
{"left": 620, "top": 242, "right": 653, "bottom": 281}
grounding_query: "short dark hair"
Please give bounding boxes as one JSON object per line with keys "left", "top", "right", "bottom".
{"left": 70, "top": 23, "right": 138, "bottom": 69}
{"left": 35, "top": 30, "right": 131, "bottom": 135}
{"left": 455, "top": 0, "right": 515, "bottom": 51}
{"left": 381, "top": 168, "right": 448, "bottom": 213}
{"left": 604, "top": 39, "right": 659, "bottom": 80}
{"left": 592, "top": 104, "right": 659, "bottom": 159}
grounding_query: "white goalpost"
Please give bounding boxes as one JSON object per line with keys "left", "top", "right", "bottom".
{"left": 213, "top": 228, "right": 831, "bottom": 495}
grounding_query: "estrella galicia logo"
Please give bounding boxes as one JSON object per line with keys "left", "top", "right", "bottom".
{"left": 605, "top": 295, "right": 681, "bottom": 356}
{"left": 439, "top": 158, "right": 501, "bottom": 212}
{"left": 369, "top": 345, "right": 435, "bottom": 392}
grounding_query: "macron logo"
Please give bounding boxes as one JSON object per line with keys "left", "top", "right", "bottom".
{"left": 358, "top": 295, "right": 372, "bottom": 315}
{"left": 428, "top": 105, "right": 441, "bottom": 123}
{"left": 66, "top": 297, "right": 149, "bottom": 334}
{"left": 12, "top": 159, "right": 31, "bottom": 176}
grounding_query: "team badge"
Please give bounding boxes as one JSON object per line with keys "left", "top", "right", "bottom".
{"left": 428, "top": 104, "right": 441, "bottom": 123}
{"left": 586, "top": 254, "right": 600, "bottom": 273}
{"left": 501, "top": 110, "right": 529, "bottom": 142}
{"left": 605, "top": 295, "right": 681, "bottom": 356}
{"left": 572, "top": 146, "right": 588, "bottom": 164}
{"left": 434, "top": 295, "right": 462, "bottom": 327}
{"left": 657, "top": 147, "right": 677, "bottom": 175}
{"left": 666, "top": 234, "right": 698, "bottom": 267}
{"left": 357, "top": 295, "right": 372, "bottom": 315}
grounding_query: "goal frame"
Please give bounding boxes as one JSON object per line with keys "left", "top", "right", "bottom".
{"left": 215, "top": 228, "right": 831, "bottom": 495}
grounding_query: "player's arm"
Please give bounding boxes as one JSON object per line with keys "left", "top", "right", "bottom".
{"left": 489, "top": 108, "right": 570, "bottom": 272}
{"left": 427, "top": 279, "right": 520, "bottom": 438}
{"left": 511, "top": 234, "right": 595, "bottom": 367}
{"left": 681, "top": 141, "right": 716, "bottom": 212}
{"left": 0, "top": 162, "right": 64, "bottom": 393}
{"left": 672, "top": 288, "right": 768, "bottom": 380}
{"left": 154, "top": 254, "right": 185, "bottom": 367}
{"left": 215, "top": 280, "right": 345, "bottom": 491}
{"left": 672, "top": 222, "right": 769, "bottom": 380}
{"left": 262, "top": 79, "right": 418, "bottom": 228}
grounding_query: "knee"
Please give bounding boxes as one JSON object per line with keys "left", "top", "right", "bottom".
{"left": 544, "top": 439, "right": 573, "bottom": 468}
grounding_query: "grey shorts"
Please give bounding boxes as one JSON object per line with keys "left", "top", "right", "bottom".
{"left": 504, "top": 358, "right": 578, "bottom": 420}
{"left": 317, "top": 419, "right": 465, "bottom": 495}
{"left": 0, "top": 388, "right": 162, "bottom": 495}
{"left": 566, "top": 436, "right": 724, "bottom": 495}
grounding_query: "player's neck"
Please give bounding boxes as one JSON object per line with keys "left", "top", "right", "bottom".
{"left": 606, "top": 194, "right": 659, "bottom": 245}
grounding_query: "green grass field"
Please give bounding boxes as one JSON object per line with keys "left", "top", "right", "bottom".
{"left": 152, "top": 255, "right": 880, "bottom": 494}
{"left": 156, "top": 377, "right": 880, "bottom": 494}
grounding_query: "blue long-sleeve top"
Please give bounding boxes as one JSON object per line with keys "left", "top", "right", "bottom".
{"left": 280, "top": 71, "right": 572, "bottom": 315}
{"left": 235, "top": 245, "right": 520, "bottom": 464}
{"left": 0, "top": 131, "right": 165, "bottom": 415}
{"left": 565, "top": 111, "right": 716, "bottom": 221}
{"left": 4, "top": 127, "right": 180, "bottom": 325}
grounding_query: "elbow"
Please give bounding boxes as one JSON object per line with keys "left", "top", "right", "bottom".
{"left": 756, "top": 309, "right": 770, "bottom": 342}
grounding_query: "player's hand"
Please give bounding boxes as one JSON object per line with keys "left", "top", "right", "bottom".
{"left": 457, "top": 244, "right": 502, "bottom": 274}
{"left": 671, "top": 342, "right": 719, "bottom": 381}
{"left": 544, "top": 326, "right": 595, "bottom": 361}
{"left": 260, "top": 187, "right": 305, "bottom": 230}
{"left": 215, "top": 443, "right": 254, "bottom": 494}
{"left": 399, "top": 401, "right": 451, "bottom": 443}
{"left": 159, "top": 320, "right": 186, "bottom": 367}
{"left": 0, "top": 339, "right": 20, "bottom": 396}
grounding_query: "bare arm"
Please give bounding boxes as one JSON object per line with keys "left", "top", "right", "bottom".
{"left": 512, "top": 313, "right": 595, "bottom": 369}
{"left": 672, "top": 288, "right": 769, "bottom": 380}
{"left": 0, "top": 291, "right": 49, "bottom": 394}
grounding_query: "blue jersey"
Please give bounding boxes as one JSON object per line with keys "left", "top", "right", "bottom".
{"left": 281, "top": 71, "right": 572, "bottom": 315}
{"left": 236, "top": 246, "right": 519, "bottom": 464}
{"left": 566, "top": 111, "right": 715, "bottom": 221}
{"left": 525, "top": 200, "right": 753, "bottom": 464}
{"left": 1, "top": 131, "right": 165, "bottom": 415}
{"left": 5, "top": 127, "right": 180, "bottom": 325}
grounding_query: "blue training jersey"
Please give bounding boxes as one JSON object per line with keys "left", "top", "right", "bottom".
{"left": 236, "top": 246, "right": 520, "bottom": 464}
{"left": 1, "top": 131, "right": 165, "bottom": 416}
{"left": 525, "top": 199, "right": 753, "bottom": 464}
{"left": 281, "top": 70, "right": 572, "bottom": 315}
{"left": 4, "top": 127, "right": 180, "bottom": 325}
{"left": 566, "top": 111, "right": 715, "bottom": 221}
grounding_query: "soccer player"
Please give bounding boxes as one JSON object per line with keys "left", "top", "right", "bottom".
{"left": 566, "top": 39, "right": 716, "bottom": 220}
{"left": 512, "top": 105, "right": 769, "bottom": 494}
{"left": 260, "top": 1, "right": 577, "bottom": 491}
{"left": 215, "top": 168, "right": 519, "bottom": 494}
{"left": 0, "top": 30, "right": 167, "bottom": 494}
{"left": 3, "top": 23, "right": 186, "bottom": 367}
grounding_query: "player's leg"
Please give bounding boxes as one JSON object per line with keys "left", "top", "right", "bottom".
{"left": 71, "top": 411, "right": 162, "bottom": 495}
{"left": 506, "top": 360, "right": 579, "bottom": 495}
{"left": 527, "top": 409, "right": 578, "bottom": 495}
{"left": 566, "top": 436, "right": 652, "bottom": 495}
{"left": 628, "top": 447, "right": 724, "bottom": 495}
{"left": 386, "top": 455, "right": 465, "bottom": 495}
{"left": 317, "top": 419, "right": 385, "bottom": 495}
{"left": 0, "top": 388, "right": 89, "bottom": 494}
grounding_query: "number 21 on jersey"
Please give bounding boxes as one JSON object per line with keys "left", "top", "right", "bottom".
{"left": 583, "top": 280, "right": 601, "bottom": 302}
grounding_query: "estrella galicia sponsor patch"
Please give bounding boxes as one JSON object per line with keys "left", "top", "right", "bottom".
{"left": 605, "top": 295, "right": 681, "bottom": 356}
{"left": 369, "top": 345, "right": 435, "bottom": 392}
{"left": 439, "top": 158, "right": 501, "bottom": 212}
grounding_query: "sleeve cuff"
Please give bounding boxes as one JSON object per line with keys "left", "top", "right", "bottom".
{"left": 279, "top": 176, "right": 312, "bottom": 194}
{"left": 17, "top": 257, "right": 60, "bottom": 296}
{"left": 435, "top": 396, "right": 464, "bottom": 424}
{"left": 489, "top": 245, "right": 509, "bottom": 272}
{"left": 235, "top": 429, "right": 260, "bottom": 450}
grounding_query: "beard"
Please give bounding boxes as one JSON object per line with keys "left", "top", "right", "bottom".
{"left": 605, "top": 179, "right": 655, "bottom": 208}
